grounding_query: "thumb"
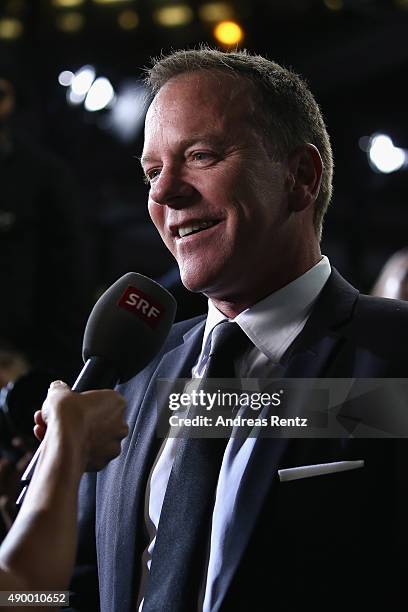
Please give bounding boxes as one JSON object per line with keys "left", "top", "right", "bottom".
{"left": 42, "top": 380, "right": 71, "bottom": 424}
{"left": 49, "top": 380, "right": 70, "bottom": 391}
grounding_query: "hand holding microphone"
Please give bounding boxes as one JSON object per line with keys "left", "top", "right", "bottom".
{"left": 0, "top": 274, "right": 176, "bottom": 595}
{"left": 0, "top": 381, "right": 129, "bottom": 597}
{"left": 18, "top": 272, "right": 177, "bottom": 503}
{"left": 34, "top": 381, "right": 128, "bottom": 472}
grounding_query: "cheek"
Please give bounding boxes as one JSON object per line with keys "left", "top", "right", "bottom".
{"left": 148, "top": 201, "right": 175, "bottom": 253}
{"left": 148, "top": 201, "right": 164, "bottom": 232}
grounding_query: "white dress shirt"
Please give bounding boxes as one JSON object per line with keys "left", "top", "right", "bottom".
{"left": 137, "top": 256, "right": 331, "bottom": 611}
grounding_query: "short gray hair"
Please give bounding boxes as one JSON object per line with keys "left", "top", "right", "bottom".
{"left": 145, "top": 47, "right": 333, "bottom": 241}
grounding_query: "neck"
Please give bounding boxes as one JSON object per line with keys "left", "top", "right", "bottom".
{"left": 207, "top": 249, "right": 322, "bottom": 319}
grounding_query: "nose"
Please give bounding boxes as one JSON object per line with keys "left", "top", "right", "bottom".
{"left": 149, "top": 166, "right": 196, "bottom": 209}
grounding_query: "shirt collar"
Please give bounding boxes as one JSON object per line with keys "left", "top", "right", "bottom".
{"left": 201, "top": 255, "right": 331, "bottom": 363}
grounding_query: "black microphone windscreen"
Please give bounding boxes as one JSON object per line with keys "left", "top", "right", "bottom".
{"left": 16, "top": 273, "right": 177, "bottom": 503}
{"left": 82, "top": 272, "right": 177, "bottom": 383}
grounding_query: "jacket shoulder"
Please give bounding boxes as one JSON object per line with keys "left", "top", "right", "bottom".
{"left": 345, "top": 294, "right": 408, "bottom": 370}
{"left": 355, "top": 293, "right": 408, "bottom": 329}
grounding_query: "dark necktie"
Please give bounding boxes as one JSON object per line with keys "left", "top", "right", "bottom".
{"left": 142, "top": 321, "right": 250, "bottom": 612}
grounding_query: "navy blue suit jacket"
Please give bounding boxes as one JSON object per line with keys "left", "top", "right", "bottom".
{"left": 70, "top": 269, "right": 408, "bottom": 612}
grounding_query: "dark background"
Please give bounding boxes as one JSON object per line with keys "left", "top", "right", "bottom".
{"left": 2, "top": 0, "right": 408, "bottom": 298}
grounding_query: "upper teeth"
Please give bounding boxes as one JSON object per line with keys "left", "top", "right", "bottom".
{"left": 178, "top": 220, "right": 217, "bottom": 238}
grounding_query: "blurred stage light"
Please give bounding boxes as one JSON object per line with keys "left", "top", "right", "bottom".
{"left": 84, "top": 77, "right": 115, "bottom": 111}
{"left": 358, "top": 136, "right": 370, "bottom": 152}
{"left": 58, "top": 70, "right": 74, "bottom": 86}
{"left": 323, "top": 0, "right": 343, "bottom": 11}
{"left": 52, "top": 0, "right": 85, "bottom": 7}
{"left": 118, "top": 8, "right": 139, "bottom": 29}
{"left": 5, "top": 0, "right": 26, "bottom": 15}
{"left": 153, "top": 5, "right": 194, "bottom": 27}
{"left": 67, "top": 89, "right": 86, "bottom": 105}
{"left": 394, "top": 0, "right": 408, "bottom": 9}
{"left": 368, "top": 134, "right": 406, "bottom": 174}
{"left": 70, "top": 65, "right": 96, "bottom": 96}
{"left": 0, "top": 17, "right": 23, "bottom": 39}
{"left": 106, "top": 80, "right": 148, "bottom": 142}
{"left": 56, "top": 11, "right": 85, "bottom": 32}
{"left": 199, "top": 2, "right": 233, "bottom": 22}
{"left": 213, "top": 20, "right": 243, "bottom": 45}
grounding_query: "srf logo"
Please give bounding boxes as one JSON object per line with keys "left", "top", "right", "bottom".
{"left": 118, "top": 286, "right": 164, "bottom": 329}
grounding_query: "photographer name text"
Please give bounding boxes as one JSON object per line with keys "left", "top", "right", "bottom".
{"left": 168, "top": 414, "right": 308, "bottom": 428}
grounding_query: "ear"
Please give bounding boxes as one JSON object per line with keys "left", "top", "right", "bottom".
{"left": 286, "top": 144, "right": 323, "bottom": 212}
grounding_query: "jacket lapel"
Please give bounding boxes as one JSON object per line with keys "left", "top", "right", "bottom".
{"left": 212, "top": 269, "right": 360, "bottom": 611}
{"left": 99, "top": 319, "right": 206, "bottom": 612}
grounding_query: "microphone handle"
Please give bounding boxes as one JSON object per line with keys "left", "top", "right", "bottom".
{"left": 16, "top": 357, "right": 119, "bottom": 505}
{"left": 71, "top": 356, "right": 118, "bottom": 392}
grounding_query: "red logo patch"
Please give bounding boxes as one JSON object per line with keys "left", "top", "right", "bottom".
{"left": 118, "top": 286, "right": 164, "bottom": 329}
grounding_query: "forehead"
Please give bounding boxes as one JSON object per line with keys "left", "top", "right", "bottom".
{"left": 143, "top": 71, "right": 256, "bottom": 148}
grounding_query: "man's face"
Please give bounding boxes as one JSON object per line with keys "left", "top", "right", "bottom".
{"left": 142, "top": 71, "right": 293, "bottom": 305}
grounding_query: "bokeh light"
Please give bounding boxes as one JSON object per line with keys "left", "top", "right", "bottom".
{"left": 213, "top": 20, "right": 243, "bottom": 45}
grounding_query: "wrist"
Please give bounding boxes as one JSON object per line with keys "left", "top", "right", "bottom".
{"left": 42, "top": 418, "right": 89, "bottom": 475}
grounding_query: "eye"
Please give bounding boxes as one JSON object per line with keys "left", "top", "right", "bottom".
{"left": 192, "top": 151, "right": 210, "bottom": 160}
{"left": 189, "top": 150, "right": 217, "bottom": 165}
{"left": 143, "top": 168, "right": 161, "bottom": 184}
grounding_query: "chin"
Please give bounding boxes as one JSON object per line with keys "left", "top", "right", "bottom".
{"left": 178, "top": 266, "right": 216, "bottom": 295}
{"left": 179, "top": 274, "right": 207, "bottom": 294}
{"left": 179, "top": 255, "right": 233, "bottom": 296}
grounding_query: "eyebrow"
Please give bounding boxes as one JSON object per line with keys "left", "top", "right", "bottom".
{"left": 137, "top": 153, "right": 154, "bottom": 168}
{"left": 138, "top": 134, "right": 226, "bottom": 168}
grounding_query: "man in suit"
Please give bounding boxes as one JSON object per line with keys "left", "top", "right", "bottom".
{"left": 71, "top": 48, "right": 408, "bottom": 611}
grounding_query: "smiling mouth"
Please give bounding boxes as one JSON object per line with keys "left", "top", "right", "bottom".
{"left": 177, "top": 219, "right": 220, "bottom": 238}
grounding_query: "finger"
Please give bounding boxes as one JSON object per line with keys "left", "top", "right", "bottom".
{"left": 88, "top": 441, "right": 123, "bottom": 471}
{"left": 34, "top": 410, "right": 45, "bottom": 426}
{"left": 34, "top": 424, "right": 46, "bottom": 441}
{"left": 42, "top": 381, "right": 72, "bottom": 423}
{"left": 45, "top": 380, "right": 71, "bottom": 402}
{"left": 49, "top": 380, "right": 69, "bottom": 390}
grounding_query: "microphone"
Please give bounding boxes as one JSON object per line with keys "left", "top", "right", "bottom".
{"left": 17, "top": 272, "right": 177, "bottom": 504}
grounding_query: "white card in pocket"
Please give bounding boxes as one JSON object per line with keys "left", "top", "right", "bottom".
{"left": 278, "top": 460, "right": 364, "bottom": 482}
